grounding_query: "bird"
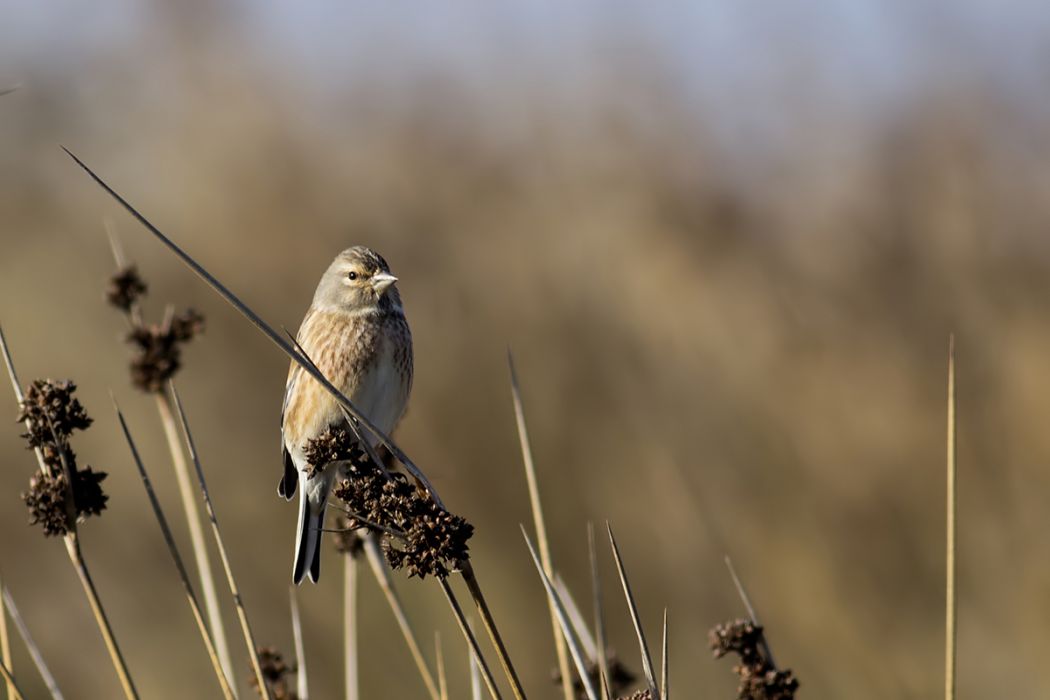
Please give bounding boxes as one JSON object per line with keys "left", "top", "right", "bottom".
{"left": 279, "top": 246, "right": 413, "bottom": 584}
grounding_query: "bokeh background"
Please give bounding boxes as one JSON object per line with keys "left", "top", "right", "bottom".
{"left": 3, "top": 1, "right": 1050, "bottom": 697}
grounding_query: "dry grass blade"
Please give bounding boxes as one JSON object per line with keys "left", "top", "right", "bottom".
{"left": 458, "top": 563, "right": 527, "bottom": 700}
{"left": 289, "top": 588, "right": 308, "bottom": 700}
{"left": 156, "top": 392, "right": 236, "bottom": 693}
{"left": 469, "top": 619, "right": 482, "bottom": 700}
{"left": 588, "top": 524, "right": 611, "bottom": 700}
{"left": 606, "top": 524, "right": 659, "bottom": 700}
{"left": 946, "top": 335, "right": 957, "bottom": 700}
{"left": 1, "top": 587, "right": 63, "bottom": 699}
{"left": 61, "top": 148, "right": 442, "bottom": 507}
{"left": 435, "top": 633, "right": 448, "bottom": 700}
{"left": 343, "top": 555, "right": 358, "bottom": 700}
{"left": 0, "top": 326, "right": 139, "bottom": 700}
{"left": 507, "top": 351, "right": 573, "bottom": 700}
{"left": 522, "top": 528, "right": 599, "bottom": 700}
{"left": 552, "top": 575, "right": 598, "bottom": 661}
{"left": 438, "top": 579, "right": 502, "bottom": 700}
{"left": 723, "top": 555, "right": 775, "bottom": 668}
{"left": 113, "top": 404, "right": 236, "bottom": 700}
{"left": 361, "top": 537, "right": 440, "bottom": 700}
{"left": 168, "top": 382, "right": 271, "bottom": 700}
{"left": 660, "top": 608, "right": 668, "bottom": 700}
{"left": 0, "top": 659, "right": 25, "bottom": 700}
{"left": 0, "top": 573, "right": 12, "bottom": 700}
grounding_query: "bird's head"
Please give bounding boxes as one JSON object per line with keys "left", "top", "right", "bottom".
{"left": 313, "top": 246, "right": 402, "bottom": 314}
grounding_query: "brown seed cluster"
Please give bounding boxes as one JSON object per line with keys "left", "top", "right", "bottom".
{"left": 107, "top": 264, "right": 204, "bottom": 392}
{"left": 17, "top": 379, "right": 108, "bottom": 536}
{"left": 617, "top": 690, "right": 653, "bottom": 700}
{"left": 304, "top": 424, "right": 473, "bottom": 579}
{"left": 553, "top": 651, "right": 636, "bottom": 699}
{"left": 709, "top": 619, "right": 799, "bottom": 700}
{"left": 105, "top": 265, "right": 147, "bottom": 312}
{"left": 125, "top": 309, "right": 205, "bottom": 392}
{"left": 250, "top": 646, "right": 299, "bottom": 700}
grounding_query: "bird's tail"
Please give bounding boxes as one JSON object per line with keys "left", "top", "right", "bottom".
{"left": 293, "top": 470, "right": 331, "bottom": 584}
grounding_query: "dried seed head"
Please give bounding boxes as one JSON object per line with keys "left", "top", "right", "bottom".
{"left": 125, "top": 309, "right": 205, "bottom": 392}
{"left": 331, "top": 443, "right": 474, "bottom": 580}
{"left": 17, "top": 379, "right": 92, "bottom": 448}
{"left": 22, "top": 472, "right": 71, "bottom": 536}
{"left": 105, "top": 266, "right": 147, "bottom": 312}
{"left": 303, "top": 425, "right": 362, "bottom": 478}
{"left": 250, "top": 646, "right": 299, "bottom": 700}
{"left": 617, "top": 690, "right": 652, "bottom": 700}
{"left": 709, "top": 619, "right": 799, "bottom": 699}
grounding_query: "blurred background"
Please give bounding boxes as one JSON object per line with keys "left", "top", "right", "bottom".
{"left": 3, "top": 1, "right": 1050, "bottom": 697}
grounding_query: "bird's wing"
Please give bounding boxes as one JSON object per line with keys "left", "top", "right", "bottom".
{"left": 278, "top": 358, "right": 301, "bottom": 500}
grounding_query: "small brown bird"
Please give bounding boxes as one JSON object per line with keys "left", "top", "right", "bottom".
{"left": 280, "top": 247, "right": 413, "bottom": 583}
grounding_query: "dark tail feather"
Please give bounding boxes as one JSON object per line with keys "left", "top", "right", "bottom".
{"left": 293, "top": 472, "right": 328, "bottom": 584}
{"left": 278, "top": 450, "right": 297, "bottom": 500}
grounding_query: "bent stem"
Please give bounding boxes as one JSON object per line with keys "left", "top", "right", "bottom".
{"left": 168, "top": 382, "right": 271, "bottom": 700}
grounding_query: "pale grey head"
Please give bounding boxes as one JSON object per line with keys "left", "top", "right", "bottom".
{"left": 311, "top": 246, "right": 403, "bottom": 314}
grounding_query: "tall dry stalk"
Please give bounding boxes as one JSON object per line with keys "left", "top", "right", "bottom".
{"left": 113, "top": 405, "right": 235, "bottom": 699}
{"left": 168, "top": 383, "right": 271, "bottom": 700}
{"left": 507, "top": 353, "right": 573, "bottom": 700}
{"left": 1, "top": 587, "right": 63, "bottom": 699}
{"left": 344, "top": 555, "right": 358, "bottom": 700}
{"left": 945, "top": 335, "right": 957, "bottom": 700}
{"left": 0, "top": 327, "right": 139, "bottom": 700}
{"left": 0, "top": 572, "right": 12, "bottom": 700}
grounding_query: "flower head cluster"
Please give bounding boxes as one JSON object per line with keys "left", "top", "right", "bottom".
{"left": 250, "top": 646, "right": 299, "bottom": 700}
{"left": 306, "top": 424, "right": 473, "bottom": 579}
{"left": 105, "top": 265, "right": 147, "bottom": 312}
{"left": 709, "top": 619, "right": 798, "bottom": 700}
{"left": 106, "top": 265, "right": 204, "bottom": 392}
{"left": 17, "top": 379, "right": 107, "bottom": 536}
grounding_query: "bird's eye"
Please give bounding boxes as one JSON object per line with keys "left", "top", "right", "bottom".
{"left": 347, "top": 271, "right": 358, "bottom": 281}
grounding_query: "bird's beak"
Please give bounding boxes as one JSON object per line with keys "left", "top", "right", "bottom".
{"left": 371, "top": 272, "right": 398, "bottom": 296}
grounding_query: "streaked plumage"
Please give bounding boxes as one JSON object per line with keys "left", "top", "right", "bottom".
{"left": 280, "top": 247, "right": 413, "bottom": 584}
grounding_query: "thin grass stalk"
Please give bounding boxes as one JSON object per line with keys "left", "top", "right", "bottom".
{"left": 0, "top": 327, "right": 139, "bottom": 700}
{"left": 606, "top": 524, "right": 659, "bottom": 700}
{"left": 660, "top": 609, "right": 668, "bottom": 699}
{"left": 521, "top": 530, "right": 598, "bottom": 700}
{"left": 507, "top": 352, "right": 573, "bottom": 700}
{"left": 1, "top": 587, "right": 63, "bottom": 700}
{"left": 723, "top": 555, "right": 775, "bottom": 668}
{"left": 0, "top": 659, "right": 24, "bottom": 700}
{"left": 64, "top": 537, "right": 139, "bottom": 699}
{"left": 155, "top": 393, "right": 236, "bottom": 694}
{"left": 361, "top": 536, "right": 439, "bottom": 700}
{"left": 946, "top": 335, "right": 957, "bottom": 700}
{"left": 113, "top": 405, "right": 235, "bottom": 700}
{"left": 435, "top": 633, "right": 448, "bottom": 700}
{"left": 438, "top": 580, "right": 501, "bottom": 700}
{"left": 289, "top": 588, "right": 308, "bottom": 700}
{"left": 0, "top": 572, "right": 12, "bottom": 700}
{"left": 588, "top": 524, "right": 611, "bottom": 700}
{"left": 343, "top": 556, "right": 358, "bottom": 700}
{"left": 106, "top": 229, "right": 237, "bottom": 692}
{"left": 458, "top": 562, "right": 526, "bottom": 700}
{"left": 552, "top": 576, "right": 598, "bottom": 660}
{"left": 168, "top": 383, "right": 271, "bottom": 700}
{"left": 469, "top": 619, "right": 482, "bottom": 700}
